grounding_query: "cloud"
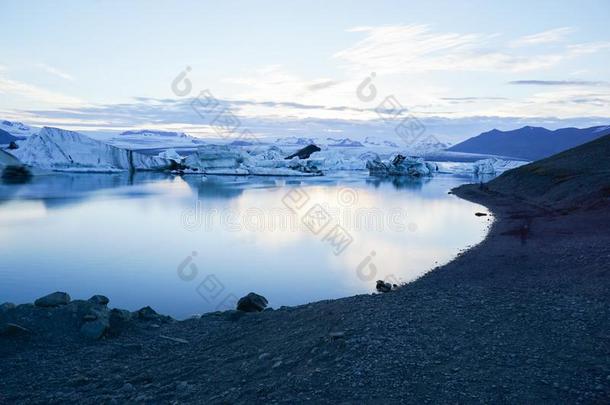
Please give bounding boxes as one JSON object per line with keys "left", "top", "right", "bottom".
{"left": 509, "top": 80, "right": 608, "bottom": 86}
{"left": 36, "top": 64, "right": 75, "bottom": 81}
{"left": 510, "top": 27, "right": 575, "bottom": 47}
{"left": 0, "top": 76, "right": 82, "bottom": 106}
{"left": 333, "top": 24, "right": 574, "bottom": 74}
{"left": 306, "top": 80, "right": 341, "bottom": 91}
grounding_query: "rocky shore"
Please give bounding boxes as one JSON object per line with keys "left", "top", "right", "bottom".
{"left": 1, "top": 137, "right": 609, "bottom": 404}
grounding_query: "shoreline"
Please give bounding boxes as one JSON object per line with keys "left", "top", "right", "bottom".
{"left": 1, "top": 182, "right": 609, "bottom": 403}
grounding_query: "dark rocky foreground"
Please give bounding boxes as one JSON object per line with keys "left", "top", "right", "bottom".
{"left": 2, "top": 138, "right": 610, "bottom": 404}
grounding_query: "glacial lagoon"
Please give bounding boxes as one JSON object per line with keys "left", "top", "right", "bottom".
{"left": 0, "top": 172, "right": 490, "bottom": 318}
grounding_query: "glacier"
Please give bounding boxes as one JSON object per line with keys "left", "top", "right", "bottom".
{"left": 472, "top": 157, "right": 528, "bottom": 175}
{"left": 12, "top": 127, "right": 173, "bottom": 172}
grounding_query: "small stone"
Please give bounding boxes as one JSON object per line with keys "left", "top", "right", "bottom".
{"left": 176, "top": 381, "right": 189, "bottom": 392}
{"left": 83, "top": 314, "right": 97, "bottom": 321}
{"left": 120, "top": 383, "right": 135, "bottom": 393}
{"left": 34, "top": 291, "right": 71, "bottom": 307}
{"left": 236, "top": 292, "right": 268, "bottom": 312}
{"left": 475, "top": 212, "right": 488, "bottom": 217}
{"left": 88, "top": 295, "right": 109, "bottom": 306}
{"left": 272, "top": 361, "right": 283, "bottom": 369}
{"left": 329, "top": 331, "right": 345, "bottom": 340}
{"left": 258, "top": 353, "right": 271, "bottom": 361}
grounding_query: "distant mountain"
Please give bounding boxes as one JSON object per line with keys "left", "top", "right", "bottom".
{"left": 326, "top": 137, "right": 363, "bottom": 147}
{"left": 275, "top": 137, "right": 316, "bottom": 146}
{"left": 448, "top": 125, "right": 610, "bottom": 161}
{"left": 0, "top": 120, "right": 37, "bottom": 138}
{"left": 0, "top": 128, "right": 20, "bottom": 144}
{"left": 363, "top": 136, "right": 398, "bottom": 148}
{"left": 110, "top": 129, "right": 205, "bottom": 149}
{"left": 119, "top": 130, "right": 189, "bottom": 138}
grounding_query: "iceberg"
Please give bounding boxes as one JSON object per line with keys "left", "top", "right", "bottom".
{"left": 366, "top": 154, "right": 436, "bottom": 177}
{"left": 12, "top": 127, "right": 173, "bottom": 172}
{"left": 183, "top": 145, "right": 321, "bottom": 176}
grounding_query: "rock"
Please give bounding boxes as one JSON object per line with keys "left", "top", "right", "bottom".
{"left": 376, "top": 280, "right": 392, "bottom": 293}
{"left": 8, "top": 141, "right": 19, "bottom": 150}
{"left": 236, "top": 293, "right": 268, "bottom": 312}
{"left": 136, "top": 306, "right": 160, "bottom": 320}
{"left": 0, "top": 302, "right": 16, "bottom": 312}
{"left": 120, "top": 383, "right": 135, "bottom": 394}
{"left": 474, "top": 212, "right": 488, "bottom": 217}
{"left": 34, "top": 291, "right": 71, "bottom": 307}
{"left": 329, "top": 331, "right": 345, "bottom": 340}
{"left": 88, "top": 295, "right": 110, "bottom": 306}
{"left": 1, "top": 165, "right": 32, "bottom": 184}
{"left": 258, "top": 353, "right": 271, "bottom": 361}
{"left": 80, "top": 319, "right": 109, "bottom": 340}
{"left": 0, "top": 323, "right": 31, "bottom": 337}
{"left": 83, "top": 314, "right": 97, "bottom": 321}
{"left": 285, "top": 144, "right": 321, "bottom": 160}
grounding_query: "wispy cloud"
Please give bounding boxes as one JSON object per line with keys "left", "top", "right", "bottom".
{"left": 333, "top": 24, "right": 575, "bottom": 74}
{"left": 510, "top": 27, "right": 575, "bottom": 47}
{"left": 0, "top": 76, "right": 82, "bottom": 106}
{"left": 509, "top": 80, "right": 608, "bottom": 86}
{"left": 36, "top": 63, "right": 75, "bottom": 81}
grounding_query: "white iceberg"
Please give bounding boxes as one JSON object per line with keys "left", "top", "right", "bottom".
{"left": 12, "top": 127, "right": 172, "bottom": 172}
{"left": 184, "top": 145, "right": 321, "bottom": 176}
{"left": 366, "top": 153, "right": 436, "bottom": 177}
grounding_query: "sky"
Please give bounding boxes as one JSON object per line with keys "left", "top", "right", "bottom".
{"left": 1, "top": 0, "right": 609, "bottom": 142}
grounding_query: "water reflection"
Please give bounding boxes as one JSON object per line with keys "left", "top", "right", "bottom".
{"left": 0, "top": 172, "right": 489, "bottom": 319}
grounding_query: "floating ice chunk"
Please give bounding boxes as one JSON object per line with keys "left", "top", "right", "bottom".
{"left": 184, "top": 145, "right": 245, "bottom": 172}
{"left": 366, "top": 154, "right": 436, "bottom": 177}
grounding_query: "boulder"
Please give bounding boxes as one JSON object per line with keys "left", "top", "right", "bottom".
{"left": 236, "top": 292, "right": 268, "bottom": 312}
{"left": 7, "top": 141, "right": 18, "bottom": 150}
{"left": 88, "top": 295, "right": 110, "bottom": 306}
{"left": 80, "top": 319, "right": 109, "bottom": 340}
{"left": 34, "top": 291, "right": 71, "bottom": 307}
{"left": 136, "top": 306, "right": 160, "bottom": 320}
{"left": 0, "top": 302, "right": 16, "bottom": 313}
{"left": 376, "top": 280, "right": 392, "bottom": 293}
{"left": 285, "top": 144, "right": 321, "bottom": 160}
{"left": 1, "top": 165, "right": 32, "bottom": 184}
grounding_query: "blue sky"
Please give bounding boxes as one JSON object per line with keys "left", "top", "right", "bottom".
{"left": 1, "top": 0, "right": 609, "bottom": 141}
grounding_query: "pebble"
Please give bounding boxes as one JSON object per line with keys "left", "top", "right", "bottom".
{"left": 120, "top": 383, "right": 135, "bottom": 393}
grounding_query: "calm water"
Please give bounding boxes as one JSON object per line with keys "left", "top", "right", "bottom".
{"left": 0, "top": 172, "right": 490, "bottom": 318}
